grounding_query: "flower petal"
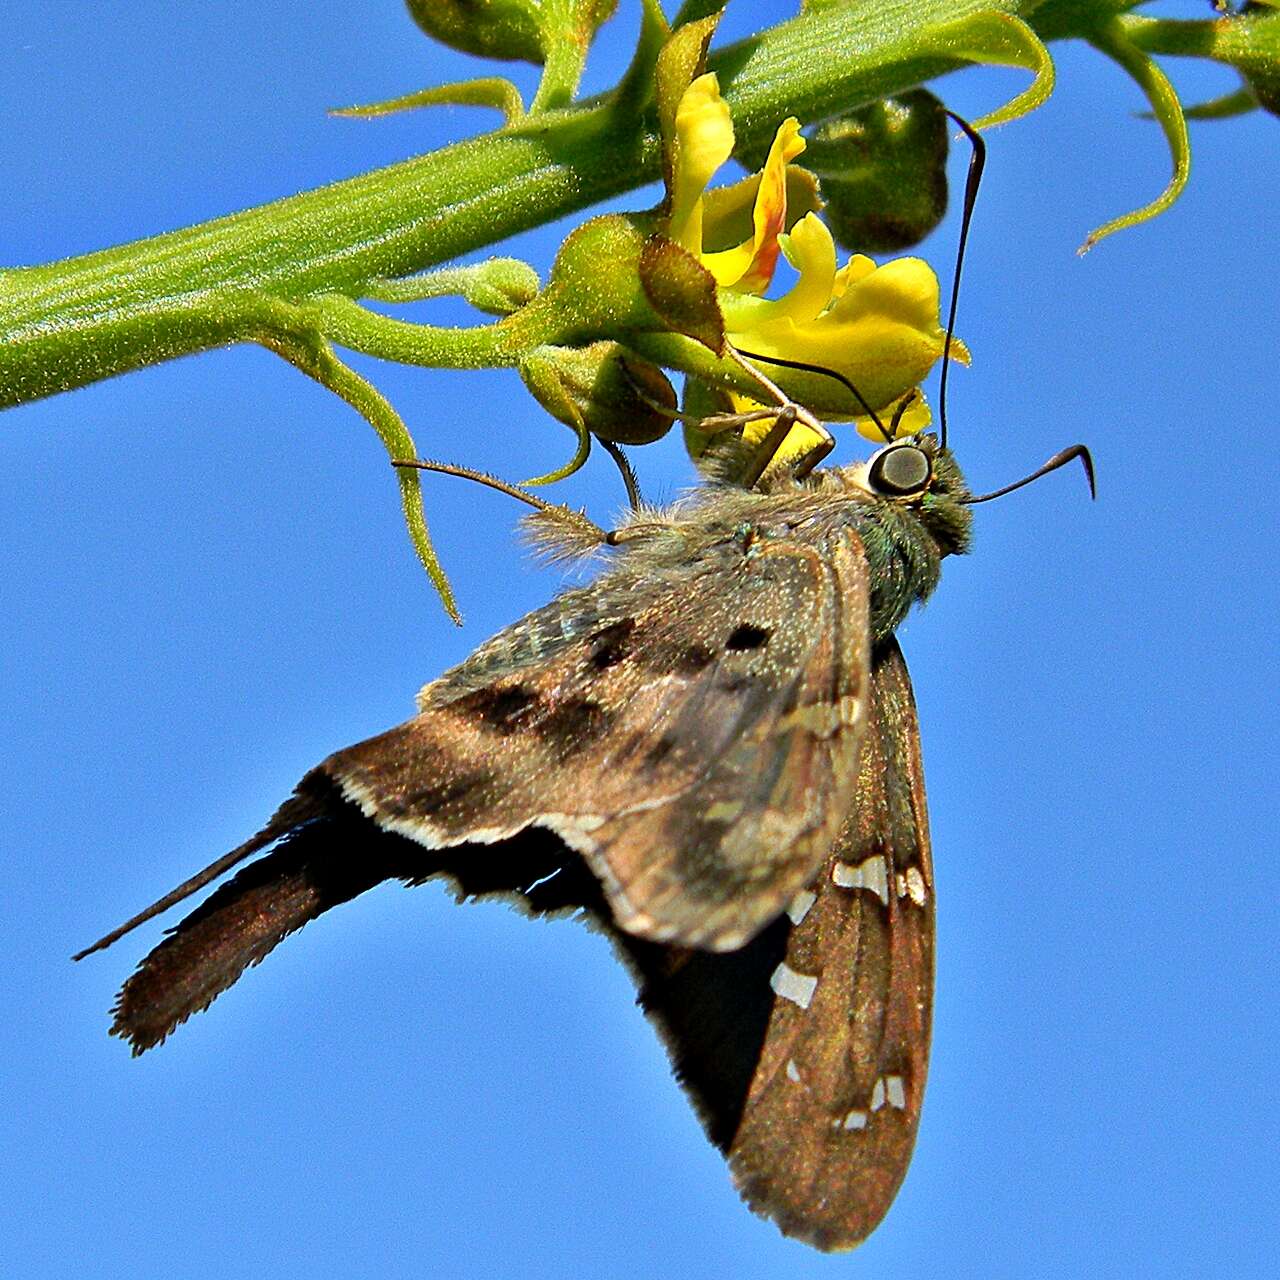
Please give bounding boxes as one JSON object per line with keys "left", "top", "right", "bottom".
{"left": 831, "top": 253, "right": 876, "bottom": 298}
{"left": 712, "top": 213, "right": 835, "bottom": 332}
{"left": 700, "top": 117, "right": 805, "bottom": 291}
{"left": 829, "top": 255, "right": 942, "bottom": 330}
{"left": 656, "top": 79, "right": 958, "bottom": 438}
{"left": 668, "top": 73, "right": 735, "bottom": 256}
{"left": 855, "top": 390, "right": 933, "bottom": 442}
{"left": 724, "top": 255, "right": 953, "bottom": 418}
{"left": 773, "top": 213, "right": 838, "bottom": 323}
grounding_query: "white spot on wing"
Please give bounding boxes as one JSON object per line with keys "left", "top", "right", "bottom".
{"left": 842, "top": 1108, "right": 869, "bottom": 1131}
{"left": 770, "top": 961, "right": 818, "bottom": 1010}
{"left": 885, "top": 1074, "right": 908, "bottom": 1109}
{"left": 905, "top": 866, "right": 928, "bottom": 906}
{"left": 832, "top": 855, "right": 889, "bottom": 905}
{"left": 868, "top": 1073, "right": 908, "bottom": 1113}
{"left": 786, "top": 1059, "right": 802, "bottom": 1084}
{"left": 786, "top": 890, "right": 816, "bottom": 925}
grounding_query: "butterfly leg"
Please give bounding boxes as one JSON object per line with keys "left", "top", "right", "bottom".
{"left": 723, "top": 347, "right": 834, "bottom": 487}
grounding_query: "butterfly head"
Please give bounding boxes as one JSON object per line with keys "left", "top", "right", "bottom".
{"left": 846, "top": 434, "right": 973, "bottom": 559}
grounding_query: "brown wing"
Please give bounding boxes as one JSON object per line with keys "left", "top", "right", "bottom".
{"left": 325, "top": 527, "right": 871, "bottom": 950}
{"left": 85, "top": 521, "right": 871, "bottom": 1049}
{"left": 614, "top": 639, "right": 934, "bottom": 1250}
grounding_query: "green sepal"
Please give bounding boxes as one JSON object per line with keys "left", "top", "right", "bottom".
{"left": 517, "top": 214, "right": 713, "bottom": 351}
{"left": 518, "top": 211, "right": 728, "bottom": 356}
{"left": 261, "top": 323, "right": 461, "bottom": 622}
{"left": 1179, "top": 84, "right": 1262, "bottom": 120}
{"left": 518, "top": 350, "right": 593, "bottom": 485}
{"left": 655, "top": 10, "right": 724, "bottom": 203}
{"left": 331, "top": 77, "right": 525, "bottom": 125}
{"left": 638, "top": 235, "right": 726, "bottom": 355}
{"left": 1081, "top": 17, "right": 1190, "bottom": 251}
{"left": 919, "top": 8, "right": 1056, "bottom": 130}
{"left": 800, "top": 90, "right": 949, "bottom": 254}
{"left": 610, "top": 0, "right": 671, "bottom": 121}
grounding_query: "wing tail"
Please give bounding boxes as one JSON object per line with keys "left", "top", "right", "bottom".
{"left": 110, "top": 821, "right": 383, "bottom": 1053}
{"left": 72, "top": 781, "right": 332, "bottom": 963}
{"left": 89, "top": 772, "right": 405, "bottom": 1054}
{"left": 93, "top": 774, "right": 609, "bottom": 1054}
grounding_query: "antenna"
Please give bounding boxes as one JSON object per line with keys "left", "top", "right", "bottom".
{"left": 939, "top": 111, "right": 986, "bottom": 451}
{"left": 964, "top": 445, "right": 1096, "bottom": 504}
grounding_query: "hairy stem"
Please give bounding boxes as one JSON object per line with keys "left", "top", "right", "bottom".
{"left": 1, "top": 0, "right": 1051, "bottom": 410}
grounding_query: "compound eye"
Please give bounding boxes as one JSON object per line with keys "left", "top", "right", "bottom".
{"left": 868, "top": 444, "right": 931, "bottom": 496}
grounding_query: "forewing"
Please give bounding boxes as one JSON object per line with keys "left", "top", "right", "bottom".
{"left": 325, "top": 528, "right": 871, "bottom": 949}
{"left": 615, "top": 639, "right": 934, "bottom": 1250}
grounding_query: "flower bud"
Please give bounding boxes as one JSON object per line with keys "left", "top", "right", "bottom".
{"left": 405, "top": 0, "right": 617, "bottom": 66}
{"left": 463, "top": 257, "right": 541, "bottom": 314}
{"left": 521, "top": 342, "right": 676, "bottom": 446}
{"left": 800, "top": 90, "right": 949, "bottom": 253}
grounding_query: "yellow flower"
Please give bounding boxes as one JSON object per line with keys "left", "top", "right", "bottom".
{"left": 668, "top": 74, "right": 735, "bottom": 264}
{"left": 667, "top": 74, "right": 963, "bottom": 456}
{"left": 669, "top": 73, "right": 806, "bottom": 297}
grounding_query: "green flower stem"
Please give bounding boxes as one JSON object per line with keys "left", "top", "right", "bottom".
{"left": 531, "top": 25, "right": 591, "bottom": 113}
{"left": 307, "top": 294, "right": 533, "bottom": 368}
{"left": 1119, "top": 16, "right": 1217, "bottom": 60}
{"left": 0, "top": 104, "right": 648, "bottom": 410}
{"left": 2, "top": 0, "right": 1066, "bottom": 412}
{"left": 361, "top": 257, "right": 541, "bottom": 312}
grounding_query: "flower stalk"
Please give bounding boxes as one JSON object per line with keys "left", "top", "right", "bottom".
{"left": 2, "top": 0, "right": 1275, "bottom": 614}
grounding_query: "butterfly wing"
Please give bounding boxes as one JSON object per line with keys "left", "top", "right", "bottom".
{"left": 614, "top": 639, "right": 934, "bottom": 1250}
{"left": 88, "top": 514, "right": 874, "bottom": 1047}
{"left": 95, "top": 615, "right": 932, "bottom": 1252}
{"left": 325, "top": 523, "right": 871, "bottom": 950}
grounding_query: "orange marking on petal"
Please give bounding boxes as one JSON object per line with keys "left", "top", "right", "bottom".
{"left": 734, "top": 118, "right": 805, "bottom": 294}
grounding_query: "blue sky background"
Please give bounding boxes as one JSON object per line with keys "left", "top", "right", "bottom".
{"left": 3, "top": 4, "right": 1277, "bottom": 1277}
